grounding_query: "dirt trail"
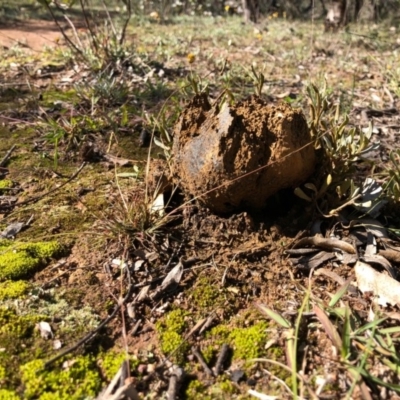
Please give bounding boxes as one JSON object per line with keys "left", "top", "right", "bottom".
{"left": 0, "top": 20, "right": 62, "bottom": 51}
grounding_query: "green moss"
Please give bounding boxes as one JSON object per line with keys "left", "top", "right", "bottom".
{"left": 0, "top": 306, "right": 47, "bottom": 389}
{"left": 202, "top": 345, "right": 217, "bottom": 364}
{"left": 156, "top": 308, "right": 189, "bottom": 363}
{"left": 230, "top": 321, "right": 268, "bottom": 359}
{"left": 100, "top": 351, "right": 139, "bottom": 381}
{"left": 20, "top": 356, "right": 101, "bottom": 400}
{"left": 0, "top": 280, "right": 31, "bottom": 300}
{"left": 0, "top": 307, "right": 43, "bottom": 338}
{"left": 186, "top": 380, "right": 207, "bottom": 399}
{"left": 0, "top": 240, "right": 62, "bottom": 280}
{"left": 192, "top": 275, "right": 222, "bottom": 310}
{"left": 0, "top": 389, "right": 20, "bottom": 400}
{"left": 215, "top": 378, "right": 237, "bottom": 395}
{"left": 185, "top": 377, "right": 238, "bottom": 400}
{"left": 0, "top": 180, "right": 13, "bottom": 190}
{"left": 208, "top": 320, "right": 268, "bottom": 360}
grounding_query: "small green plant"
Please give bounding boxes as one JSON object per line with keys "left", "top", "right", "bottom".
{"left": 295, "top": 83, "right": 380, "bottom": 215}
{"left": 313, "top": 282, "right": 400, "bottom": 397}
{"left": 255, "top": 288, "right": 310, "bottom": 399}
{"left": 383, "top": 149, "right": 400, "bottom": 202}
{"left": 38, "top": 0, "right": 134, "bottom": 71}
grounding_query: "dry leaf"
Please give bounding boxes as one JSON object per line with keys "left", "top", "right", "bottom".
{"left": 355, "top": 261, "right": 400, "bottom": 306}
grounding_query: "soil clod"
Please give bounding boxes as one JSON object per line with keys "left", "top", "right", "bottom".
{"left": 172, "top": 94, "right": 315, "bottom": 213}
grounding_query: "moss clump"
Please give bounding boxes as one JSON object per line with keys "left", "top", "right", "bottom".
{"left": 0, "top": 280, "right": 31, "bottom": 300}
{"left": 0, "top": 240, "right": 62, "bottom": 280}
{"left": 100, "top": 351, "right": 139, "bottom": 381}
{"left": 0, "top": 306, "right": 46, "bottom": 389}
{"left": 185, "top": 377, "right": 238, "bottom": 400}
{"left": 0, "top": 389, "right": 20, "bottom": 400}
{"left": 192, "top": 275, "right": 222, "bottom": 310}
{"left": 156, "top": 308, "right": 189, "bottom": 363}
{"left": 0, "top": 307, "right": 43, "bottom": 338}
{"left": 208, "top": 320, "right": 268, "bottom": 360}
{"left": 230, "top": 321, "right": 268, "bottom": 359}
{"left": 20, "top": 356, "right": 102, "bottom": 400}
{"left": 0, "top": 180, "right": 13, "bottom": 190}
{"left": 186, "top": 379, "right": 207, "bottom": 399}
{"left": 213, "top": 378, "right": 238, "bottom": 396}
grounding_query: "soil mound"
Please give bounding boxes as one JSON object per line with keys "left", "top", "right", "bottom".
{"left": 172, "top": 94, "right": 315, "bottom": 213}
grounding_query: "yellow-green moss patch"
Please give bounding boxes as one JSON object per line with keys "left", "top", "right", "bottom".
{"left": 100, "top": 351, "right": 139, "bottom": 381}
{"left": 0, "top": 389, "right": 20, "bottom": 400}
{"left": 207, "top": 320, "right": 268, "bottom": 360}
{"left": 185, "top": 376, "right": 239, "bottom": 400}
{"left": 156, "top": 308, "right": 190, "bottom": 363}
{"left": 0, "top": 280, "right": 31, "bottom": 300}
{"left": 21, "top": 356, "right": 101, "bottom": 400}
{"left": 0, "top": 306, "right": 47, "bottom": 389}
{"left": 0, "top": 240, "right": 62, "bottom": 280}
{"left": 0, "top": 179, "right": 13, "bottom": 190}
{"left": 0, "top": 307, "right": 43, "bottom": 338}
{"left": 191, "top": 275, "right": 223, "bottom": 311}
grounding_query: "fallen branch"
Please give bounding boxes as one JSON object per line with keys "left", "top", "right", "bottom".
{"left": 166, "top": 365, "right": 184, "bottom": 400}
{"left": 293, "top": 236, "right": 356, "bottom": 254}
{"left": 214, "top": 343, "right": 230, "bottom": 376}
{"left": 0, "top": 144, "right": 16, "bottom": 167}
{"left": 191, "top": 346, "right": 213, "bottom": 376}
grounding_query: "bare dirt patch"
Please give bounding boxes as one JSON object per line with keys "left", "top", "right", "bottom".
{"left": 0, "top": 19, "right": 63, "bottom": 51}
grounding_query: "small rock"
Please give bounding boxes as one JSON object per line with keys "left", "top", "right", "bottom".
{"left": 230, "top": 369, "right": 246, "bottom": 383}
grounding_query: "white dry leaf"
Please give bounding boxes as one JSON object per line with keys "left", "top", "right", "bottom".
{"left": 368, "top": 306, "right": 375, "bottom": 322}
{"left": 151, "top": 193, "right": 164, "bottom": 216}
{"left": 371, "top": 93, "right": 382, "bottom": 103}
{"left": 365, "top": 232, "right": 377, "bottom": 256}
{"left": 37, "top": 321, "right": 53, "bottom": 339}
{"left": 127, "top": 303, "right": 135, "bottom": 319}
{"left": 161, "top": 262, "right": 183, "bottom": 290}
{"left": 355, "top": 261, "right": 400, "bottom": 306}
{"left": 134, "top": 259, "right": 145, "bottom": 271}
{"left": 315, "top": 376, "right": 328, "bottom": 396}
{"left": 111, "top": 258, "right": 130, "bottom": 270}
{"left": 248, "top": 389, "right": 278, "bottom": 400}
{"left": 62, "top": 359, "right": 76, "bottom": 369}
{"left": 111, "top": 258, "right": 123, "bottom": 267}
{"left": 354, "top": 218, "right": 388, "bottom": 238}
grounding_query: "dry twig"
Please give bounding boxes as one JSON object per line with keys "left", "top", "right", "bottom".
{"left": 191, "top": 346, "right": 213, "bottom": 376}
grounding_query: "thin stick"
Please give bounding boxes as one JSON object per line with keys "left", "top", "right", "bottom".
{"left": 166, "top": 366, "right": 184, "bottom": 400}
{"left": 101, "top": 0, "right": 118, "bottom": 41}
{"left": 191, "top": 346, "right": 213, "bottom": 376}
{"left": 79, "top": 0, "right": 99, "bottom": 53}
{"left": 0, "top": 144, "right": 16, "bottom": 167}
{"left": 7, "top": 162, "right": 86, "bottom": 209}
{"left": 42, "top": 1, "right": 85, "bottom": 58}
{"left": 119, "top": 0, "right": 132, "bottom": 45}
{"left": 214, "top": 343, "right": 230, "bottom": 376}
{"left": 44, "top": 279, "right": 133, "bottom": 368}
{"left": 64, "top": 14, "right": 84, "bottom": 49}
